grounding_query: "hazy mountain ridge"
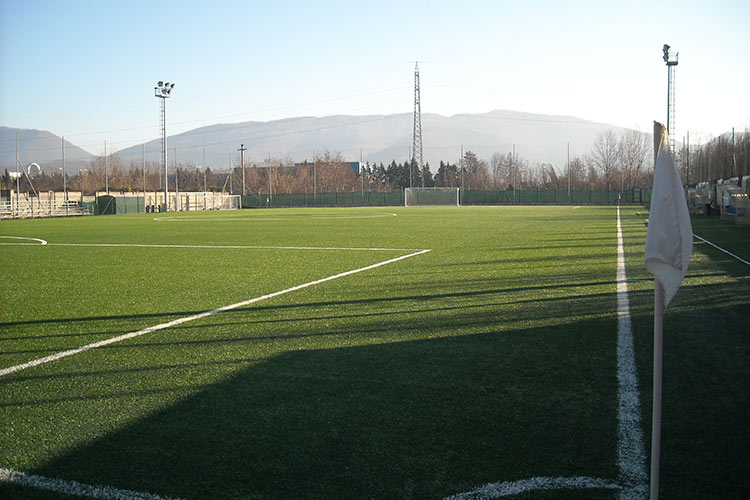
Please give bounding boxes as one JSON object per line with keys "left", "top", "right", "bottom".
{"left": 3, "top": 110, "right": 642, "bottom": 173}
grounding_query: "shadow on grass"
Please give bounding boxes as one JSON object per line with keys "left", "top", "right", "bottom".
{"left": 14, "top": 317, "right": 623, "bottom": 500}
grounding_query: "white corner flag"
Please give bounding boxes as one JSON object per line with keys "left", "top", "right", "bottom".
{"left": 645, "top": 121, "right": 692, "bottom": 306}
{"left": 644, "top": 121, "right": 692, "bottom": 500}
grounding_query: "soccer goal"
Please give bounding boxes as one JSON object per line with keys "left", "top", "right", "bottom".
{"left": 177, "top": 192, "right": 241, "bottom": 211}
{"left": 404, "top": 187, "right": 460, "bottom": 207}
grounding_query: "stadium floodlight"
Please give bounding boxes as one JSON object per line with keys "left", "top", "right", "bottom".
{"left": 155, "top": 80, "right": 175, "bottom": 211}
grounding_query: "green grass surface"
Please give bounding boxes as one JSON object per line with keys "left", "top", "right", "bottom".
{"left": 0, "top": 206, "right": 748, "bottom": 500}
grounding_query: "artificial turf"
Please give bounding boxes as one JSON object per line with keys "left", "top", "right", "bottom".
{"left": 0, "top": 206, "right": 747, "bottom": 499}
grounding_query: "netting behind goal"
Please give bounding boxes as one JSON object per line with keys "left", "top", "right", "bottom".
{"left": 404, "top": 187, "right": 460, "bottom": 207}
{"left": 176, "top": 193, "right": 241, "bottom": 211}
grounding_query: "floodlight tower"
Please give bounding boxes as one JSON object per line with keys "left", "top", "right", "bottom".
{"left": 412, "top": 62, "right": 424, "bottom": 188}
{"left": 662, "top": 44, "right": 678, "bottom": 153}
{"left": 155, "top": 81, "right": 175, "bottom": 211}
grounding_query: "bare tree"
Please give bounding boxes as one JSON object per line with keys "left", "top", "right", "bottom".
{"left": 619, "top": 129, "right": 651, "bottom": 190}
{"left": 591, "top": 130, "right": 620, "bottom": 191}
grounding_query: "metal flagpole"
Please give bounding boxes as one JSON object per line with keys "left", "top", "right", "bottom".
{"left": 651, "top": 278, "right": 664, "bottom": 500}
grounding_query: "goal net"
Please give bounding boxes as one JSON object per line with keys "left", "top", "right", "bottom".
{"left": 176, "top": 192, "right": 241, "bottom": 211}
{"left": 405, "top": 187, "right": 460, "bottom": 207}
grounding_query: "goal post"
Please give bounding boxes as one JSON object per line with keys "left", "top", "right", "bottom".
{"left": 404, "top": 187, "right": 460, "bottom": 207}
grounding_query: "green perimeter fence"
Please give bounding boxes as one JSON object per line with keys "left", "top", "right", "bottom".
{"left": 240, "top": 188, "right": 651, "bottom": 208}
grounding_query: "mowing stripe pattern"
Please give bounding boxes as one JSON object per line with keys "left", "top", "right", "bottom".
{"left": 615, "top": 206, "right": 648, "bottom": 499}
{"left": 0, "top": 249, "right": 430, "bottom": 378}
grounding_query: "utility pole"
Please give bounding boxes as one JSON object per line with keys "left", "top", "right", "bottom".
{"left": 412, "top": 62, "right": 424, "bottom": 189}
{"left": 313, "top": 150, "right": 317, "bottom": 204}
{"left": 732, "top": 127, "right": 744, "bottom": 179}
{"left": 460, "top": 145, "right": 464, "bottom": 204}
{"left": 360, "top": 148, "right": 365, "bottom": 203}
{"left": 104, "top": 140, "right": 109, "bottom": 194}
{"left": 142, "top": 144, "right": 146, "bottom": 208}
{"left": 237, "top": 144, "right": 247, "bottom": 197}
{"left": 567, "top": 142, "right": 571, "bottom": 201}
{"left": 15, "top": 132, "right": 20, "bottom": 217}
{"left": 62, "top": 136, "right": 67, "bottom": 212}
{"left": 686, "top": 131, "right": 690, "bottom": 185}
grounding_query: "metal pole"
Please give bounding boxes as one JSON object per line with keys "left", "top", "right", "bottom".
{"left": 238, "top": 144, "right": 246, "bottom": 197}
{"left": 732, "top": 127, "right": 744, "bottom": 178}
{"left": 686, "top": 131, "right": 690, "bottom": 185}
{"left": 62, "top": 136, "right": 67, "bottom": 214}
{"left": 567, "top": 141, "right": 570, "bottom": 201}
{"left": 163, "top": 97, "right": 168, "bottom": 212}
{"left": 313, "top": 150, "right": 317, "bottom": 204}
{"left": 16, "top": 132, "right": 20, "bottom": 217}
{"left": 361, "top": 148, "right": 365, "bottom": 203}
{"left": 104, "top": 140, "right": 108, "bottom": 194}
{"left": 142, "top": 144, "right": 146, "bottom": 210}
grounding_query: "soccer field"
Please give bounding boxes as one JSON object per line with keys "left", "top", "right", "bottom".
{"left": 1, "top": 206, "right": 748, "bottom": 500}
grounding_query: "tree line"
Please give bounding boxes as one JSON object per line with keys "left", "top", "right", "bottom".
{"left": 676, "top": 128, "right": 749, "bottom": 184}
{"left": 12, "top": 127, "right": 747, "bottom": 195}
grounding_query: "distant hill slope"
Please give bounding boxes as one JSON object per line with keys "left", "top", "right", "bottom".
{"left": 0, "top": 127, "right": 93, "bottom": 173}
{"left": 1, "top": 110, "right": 643, "bottom": 174}
{"left": 113, "top": 110, "right": 638, "bottom": 169}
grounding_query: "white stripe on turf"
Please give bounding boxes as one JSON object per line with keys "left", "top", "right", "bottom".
{"left": 0, "top": 467, "right": 184, "bottom": 500}
{"left": 615, "top": 206, "right": 648, "bottom": 500}
{"left": 0, "top": 249, "right": 430, "bottom": 378}
{"left": 443, "top": 476, "right": 621, "bottom": 499}
{"left": 445, "top": 207, "right": 648, "bottom": 500}
{"left": 1, "top": 241, "right": 419, "bottom": 252}
{"left": 693, "top": 233, "right": 750, "bottom": 265}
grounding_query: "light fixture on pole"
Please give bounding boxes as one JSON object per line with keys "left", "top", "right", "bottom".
{"left": 155, "top": 81, "right": 175, "bottom": 211}
{"left": 662, "top": 45, "right": 678, "bottom": 153}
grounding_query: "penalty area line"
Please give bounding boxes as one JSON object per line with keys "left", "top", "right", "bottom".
{"left": 443, "top": 476, "right": 621, "bottom": 499}
{"left": 0, "top": 467, "right": 184, "bottom": 500}
{"left": 0, "top": 249, "right": 430, "bottom": 378}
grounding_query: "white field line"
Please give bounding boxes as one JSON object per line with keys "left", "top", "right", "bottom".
{"left": 615, "top": 206, "right": 648, "bottom": 500}
{"left": 0, "top": 236, "right": 48, "bottom": 245}
{"left": 443, "top": 476, "right": 621, "bottom": 499}
{"left": 445, "top": 207, "right": 647, "bottom": 500}
{"left": 31, "top": 242, "right": 418, "bottom": 252}
{"left": 152, "top": 213, "right": 399, "bottom": 222}
{"left": 0, "top": 249, "right": 430, "bottom": 378}
{"left": 693, "top": 233, "right": 750, "bottom": 265}
{"left": 0, "top": 467, "right": 184, "bottom": 500}
{"left": 0, "top": 237, "right": 417, "bottom": 252}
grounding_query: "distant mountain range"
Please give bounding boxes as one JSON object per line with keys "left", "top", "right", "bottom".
{"left": 2, "top": 110, "right": 643, "bottom": 174}
{"left": 0, "top": 126, "right": 93, "bottom": 175}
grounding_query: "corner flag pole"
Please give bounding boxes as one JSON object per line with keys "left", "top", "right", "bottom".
{"left": 650, "top": 278, "right": 664, "bottom": 500}
{"left": 646, "top": 121, "right": 691, "bottom": 500}
{"left": 649, "top": 123, "right": 662, "bottom": 500}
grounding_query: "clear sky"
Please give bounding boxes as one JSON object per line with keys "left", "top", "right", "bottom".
{"left": 1, "top": 0, "right": 748, "bottom": 155}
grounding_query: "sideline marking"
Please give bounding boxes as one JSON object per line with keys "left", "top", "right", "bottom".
{"left": 6, "top": 242, "right": 418, "bottom": 252}
{"left": 0, "top": 249, "right": 430, "bottom": 378}
{"left": 153, "top": 213, "right": 398, "bottom": 222}
{"left": 615, "top": 206, "right": 648, "bottom": 499}
{"left": 0, "top": 467, "right": 183, "bottom": 500}
{"left": 693, "top": 233, "right": 750, "bottom": 266}
{"left": 443, "top": 476, "right": 621, "bottom": 499}
{"left": 0, "top": 236, "right": 47, "bottom": 245}
{"left": 444, "top": 207, "right": 647, "bottom": 500}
